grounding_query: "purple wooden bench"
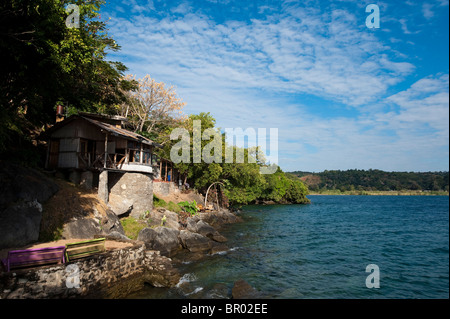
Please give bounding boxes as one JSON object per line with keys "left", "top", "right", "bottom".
{"left": 1, "top": 246, "right": 66, "bottom": 272}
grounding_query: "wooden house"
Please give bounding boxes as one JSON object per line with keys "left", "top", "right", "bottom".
{"left": 44, "top": 112, "right": 161, "bottom": 174}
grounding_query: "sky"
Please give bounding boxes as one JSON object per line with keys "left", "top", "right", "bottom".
{"left": 100, "top": 0, "right": 449, "bottom": 172}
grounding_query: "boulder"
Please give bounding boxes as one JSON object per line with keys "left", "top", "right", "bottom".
{"left": 108, "top": 172, "right": 153, "bottom": 218}
{"left": 0, "top": 162, "right": 59, "bottom": 211}
{"left": 198, "top": 209, "right": 242, "bottom": 228}
{"left": 178, "top": 230, "right": 212, "bottom": 253}
{"left": 0, "top": 199, "right": 43, "bottom": 249}
{"left": 232, "top": 280, "right": 260, "bottom": 299}
{"left": 62, "top": 217, "right": 102, "bottom": 239}
{"left": 62, "top": 208, "right": 126, "bottom": 239}
{"left": 137, "top": 227, "right": 157, "bottom": 244}
{"left": 137, "top": 227, "right": 181, "bottom": 257}
{"left": 104, "top": 231, "right": 132, "bottom": 242}
{"left": 210, "top": 242, "right": 229, "bottom": 255}
{"left": 186, "top": 217, "right": 227, "bottom": 243}
{"left": 0, "top": 162, "right": 59, "bottom": 248}
{"left": 107, "top": 194, "right": 133, "bottom": 216}
{"left": 101, "top": 209, "right": 126, "bottom": 235}
{"left": 148, "top": 208, "right": 179, "bottom": 230}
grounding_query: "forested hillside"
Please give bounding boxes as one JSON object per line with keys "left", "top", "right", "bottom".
{"left": 290, "top": 169, "right": 449, "bottom": 192}
{"left": 288, "top": 170, "right": 449, "bottom": 193}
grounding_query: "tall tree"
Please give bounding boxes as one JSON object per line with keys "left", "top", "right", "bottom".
{"left": 0, "top": 0, "right": 132, "bottom": 157}
{"left": 119, "top": 74, "right": 186, "bottom": 143}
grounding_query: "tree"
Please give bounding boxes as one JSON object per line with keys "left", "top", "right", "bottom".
{"left": 119, "top": 74, "right": 186, "bottom": 144}
{"left": 159, "top": 112, "right": 309, "bottom": 205}
{"left": 0, "top": 0, "right": 132, "bottom": 158}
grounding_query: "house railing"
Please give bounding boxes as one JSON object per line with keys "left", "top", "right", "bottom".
{"left": 84, "top": 152, "right": 153, "bottom": 170}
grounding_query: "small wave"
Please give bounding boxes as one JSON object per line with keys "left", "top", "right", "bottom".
{"left": 176, "top": 273, "right": 197, "bottom": 287}
{"left": 211, "top": 246, "right": 242, "bottom": 256}
{"left": 185, "top": 287, "right": 204, "bottom": 296}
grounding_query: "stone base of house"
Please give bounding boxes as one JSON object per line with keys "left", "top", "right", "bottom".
{"left": 99, "top": 170, "right": 153, "bottom": 218}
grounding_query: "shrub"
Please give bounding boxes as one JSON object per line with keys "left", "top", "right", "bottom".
{"left": 178, "top": 200, "right": 199, "bottom": 216}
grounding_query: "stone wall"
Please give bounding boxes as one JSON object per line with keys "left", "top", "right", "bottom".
{"left": 153, "top": 181, "right": 180, "bottom": 197}
{"left": 0, "top": 243, "right": 180, "bottom": 299}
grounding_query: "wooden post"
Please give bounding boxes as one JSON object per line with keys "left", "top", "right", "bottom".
{"left": 165, "top": 160, "right": 168, "bottom": 181}
{"left": 104, "top": 132, "right": 108, "bottom": 168}
{"left": 140, "top": 143, "right": 143, "bottom": 164}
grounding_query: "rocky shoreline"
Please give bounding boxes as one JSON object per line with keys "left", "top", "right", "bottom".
{"left": 0, "top": 208, "right": 244, "bottom": 299}
{"left": 0, "top": 161, "right": 258, "bottom": 299}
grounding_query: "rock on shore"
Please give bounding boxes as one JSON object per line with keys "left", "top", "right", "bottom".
{"left": 0, "top": 162, "right": 59, "bottom": 248}
{"left": 136, "top": 209, "right": 239, "bottom": 258}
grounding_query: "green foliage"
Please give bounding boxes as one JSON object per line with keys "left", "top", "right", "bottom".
{"left": 0, "top": 0, "right": 133, "bottom": 156}
{"left": 178, "top": 200, "right": 199, "bottom": 216}
{"left": 290, "top": 169, "right": 449, "bottom": 193}
{"left": 159, "top": 112, "right": 310, "bottom": 206}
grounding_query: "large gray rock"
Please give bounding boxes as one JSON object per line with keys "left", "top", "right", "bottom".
{"left": 186, "top": 217, "right": 227, "bottom": 243}
{"left": 178, "top": 230, "right": 212, "bottom": 253}
{"left": 232, "top": 280, "right": 261, "bottom": 299}
{"left": 137, "top": 227, "right": 181, "bottom": 257}
{"left": 198, "top": 209, "right": 242, "bottom": 229}
{"left": 61, "top": 208, "right": 125, "bottom": 239}
{"left": 0, "top": 162, "right": 59, "bottom": 248}
{"left": 0, "top": 200, "right": 43, "bottom": 249}
{"left": 101, "top": 209, "right": 126, "bottom": 235}
{"left": 107, "top": 194, "right": 133, "bottom": 216}
{"left": 0, "top": 162, "right": 59, "bottom": 211}
{"left": 62, "top": 217, "right": 102, "bottom": 239}
{"left": 148, "top": 208, "right": 179, "bottom": 230}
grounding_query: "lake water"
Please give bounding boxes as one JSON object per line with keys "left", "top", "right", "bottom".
{"left": 130, "top": 195, "right": 449, "bottom": 299}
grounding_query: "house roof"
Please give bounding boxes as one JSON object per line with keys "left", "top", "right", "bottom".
{"left": 43, "top": 114, "right": 162, "bottom": 148}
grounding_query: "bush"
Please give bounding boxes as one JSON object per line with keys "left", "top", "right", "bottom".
{"left": 178, "top": 200, "right": 199, "bottom": 216}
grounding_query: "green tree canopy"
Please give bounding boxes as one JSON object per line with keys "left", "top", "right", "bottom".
{"left": 0, "top": 0, "right": 133, "bottom": 157}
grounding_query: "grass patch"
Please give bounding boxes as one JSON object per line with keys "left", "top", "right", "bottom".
{"left": 167, "top": 201, "right": 182, "bottom": 213}
{"left": 153, "top": 195, "right": 182, "bottom": 213}
{"left": 153, "top": 195, "right": 167, "bottom": 208}
{"left": 120, "top": 217, "right": 147, "bottom": 240}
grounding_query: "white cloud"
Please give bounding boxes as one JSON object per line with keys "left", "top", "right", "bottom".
{"left": 107, "top": 6, "right": 414, "bottom": 107}
{"left": 103, "top": 3, "right": 448, "bottom": 171}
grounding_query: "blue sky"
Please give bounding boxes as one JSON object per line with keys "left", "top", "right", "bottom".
{"left": 101, "top": 0, "right": 449, "bottom": 172}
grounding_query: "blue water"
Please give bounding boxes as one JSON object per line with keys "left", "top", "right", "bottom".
{"left": 132, "top": 196, "right": 449, "bottom": 299}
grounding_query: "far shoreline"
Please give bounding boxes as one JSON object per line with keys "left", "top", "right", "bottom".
{"left": 307, "top": 190, "right": 449, "bottom": 196}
